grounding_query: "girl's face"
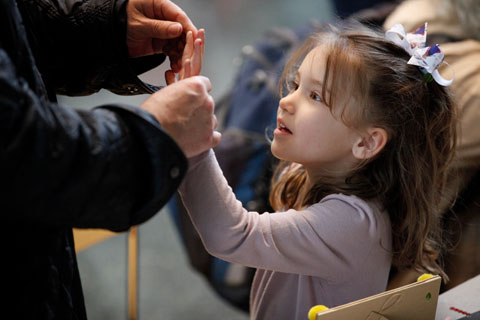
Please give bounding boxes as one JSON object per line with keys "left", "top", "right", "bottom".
{"left": 271, "top": 46, "right": 361, "bottom": 178}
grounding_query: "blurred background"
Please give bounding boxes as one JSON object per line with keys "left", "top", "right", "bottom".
{"left": 59, "top": 0, "right": 334, "bottom": 319}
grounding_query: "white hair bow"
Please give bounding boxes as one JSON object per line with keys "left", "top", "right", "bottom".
{"left": 385, "top": 23, "right": 454, "bottom": 86}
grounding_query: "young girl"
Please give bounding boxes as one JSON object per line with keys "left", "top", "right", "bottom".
{"left": 171, "top": 22, "right": 456, "bottom": 319}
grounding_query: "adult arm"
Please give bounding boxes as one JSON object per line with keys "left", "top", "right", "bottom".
{"left": 16, "top": 0, "right": 171, "bottom": 96}
{"left": 178, "top": 150, "right": 391, "bottom": 281}
{"left": 0, "top": 47, "right": 187, "bottom": 231}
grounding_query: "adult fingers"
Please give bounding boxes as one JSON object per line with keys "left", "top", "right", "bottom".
{"left": 143, "top": 19, "right": 183, "bottom": 39}
{"left": 161, "top": 37, "right": 185, "bottom": 72}
{"left": 152, "top": 38, "right": 166, "bottom": 54}
{"left": 165, "top": 69, "right": 176, "bottom": 85}
{"left": 171, "top": 59, "right": 181, "bottom": 74}
{"left": 155, "top": 0, "right": 198, "bottom": 37}
{"left": 193, "top": 75, "right": 212, "bottom": 92}
{"left": 212, "top": 131, "right": 222, "bottom": 148}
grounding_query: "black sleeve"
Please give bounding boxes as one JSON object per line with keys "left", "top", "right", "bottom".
{"left": 17, "top": 0, "right": 165, "bottom": 96}
{"left": 0, "top": 49, "right": 187, "bottom": 232}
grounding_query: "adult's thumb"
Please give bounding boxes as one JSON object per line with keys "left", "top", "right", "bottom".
{"left": 211, "top": 131, "right": 222, "bottom": 148}
{"left": 145, "top": 20, "right": 183, "bottom": 39}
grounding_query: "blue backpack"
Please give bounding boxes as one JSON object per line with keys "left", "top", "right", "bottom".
{"left": 168, "top": 22, "right": 319, "bottom": 311}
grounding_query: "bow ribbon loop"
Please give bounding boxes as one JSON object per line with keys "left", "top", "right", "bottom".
{"left": 385, "top": 23, "right": 454, "bottom": 86}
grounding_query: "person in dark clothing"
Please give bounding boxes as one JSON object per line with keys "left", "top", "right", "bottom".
{"left": 0, "top": 0, "right": 220, "bottom": 318}
{"left": 330, "top": 0, "right": 398, "bottom": 19}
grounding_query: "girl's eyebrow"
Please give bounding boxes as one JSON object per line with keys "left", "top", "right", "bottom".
{"left": 297, "top": 70, "right": 323, "bottom": 88}
{"left": 311, "top": 78, "right": 324, "bottom": 89}
{"left": 308, "top": 75, "right": 324, "bottom": 91}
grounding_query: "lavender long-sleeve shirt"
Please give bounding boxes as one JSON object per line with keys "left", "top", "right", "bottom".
{"left": 178, "top": 150, "right": 392, "bottom": 320}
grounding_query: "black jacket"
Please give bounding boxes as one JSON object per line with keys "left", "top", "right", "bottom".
{"left": 0, "top": 0, "right": 187, "bottom": 318}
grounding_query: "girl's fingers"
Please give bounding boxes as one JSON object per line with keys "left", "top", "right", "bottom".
{"left": 198, "top": 29, "right": 205, "bottom": 59}
{"left": 182, "top": 31, "right": 194, "bottom": 65}
{"left": 165, "top": 69, "right": 176, "bottom": 85}
{"left": 179, "top": 31, "right": 193, "bottom": 79}
{"left": 176, "top": 29, "right": 204, "bottom": 80}
{"left": 212, "top": 114, "right": 218, "bottom": 130}
{"left": 191, "top": 38, "right": 203, "bottom": 76}
{"left": 183, "top": 58, "right": 192, "bottom": 79}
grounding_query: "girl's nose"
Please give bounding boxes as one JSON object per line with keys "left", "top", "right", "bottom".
{"left": 279, "top": 93, "right": 295, "bottom": 114}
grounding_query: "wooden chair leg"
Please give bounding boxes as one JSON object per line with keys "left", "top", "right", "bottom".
{"left": 128, "top": 227, "right": 138, "bottom": 320}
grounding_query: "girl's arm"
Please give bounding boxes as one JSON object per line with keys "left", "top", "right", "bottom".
{"left": 178, "top": 150, "right": 391, "bottom": 282}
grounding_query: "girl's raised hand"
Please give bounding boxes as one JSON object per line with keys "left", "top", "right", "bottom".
{"left": 165, "top": 29, "right": 205, "bottom": 85}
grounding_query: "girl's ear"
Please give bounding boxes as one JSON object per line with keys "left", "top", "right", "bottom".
{"left": 352, "top": 127, "right": 388, "bottom": 160}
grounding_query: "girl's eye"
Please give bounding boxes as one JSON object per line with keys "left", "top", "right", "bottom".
{"left": 288, "top": 80, "right": 299, "bottom": 92}
{"left": 310, "top": 91, "right": 322, "bottom": 102}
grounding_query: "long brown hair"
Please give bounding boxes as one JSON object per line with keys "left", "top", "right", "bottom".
{"left": 269, "top": 22, "right": 457, "bottom": 280}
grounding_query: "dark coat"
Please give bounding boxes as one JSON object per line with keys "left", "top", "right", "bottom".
{"left": 0, "top": 0, "right": 187, "bottom": 318}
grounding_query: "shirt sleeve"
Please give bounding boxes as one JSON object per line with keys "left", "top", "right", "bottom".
{"left": 178, "top": 150, "right": 390, "bottom": 282}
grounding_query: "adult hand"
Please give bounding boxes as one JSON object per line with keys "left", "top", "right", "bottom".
{"left": 140, "top": 76, "right": 221, "bottom": 158}
{"left": 126, "top": 0, "right": 197, "bottom": 72}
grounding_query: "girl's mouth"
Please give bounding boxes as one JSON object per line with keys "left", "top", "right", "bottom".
{"left": 278, "top": 122, "right": 292, "bottom": 134}
{"left": 276, "top": 121, "right": 292, "bottom": 134}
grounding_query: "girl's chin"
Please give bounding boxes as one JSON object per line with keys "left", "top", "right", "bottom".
{"left": 270, "top": 143, "right": 288, "bottom": 161}
{"left": 270, "top": 143, "right": 279, "bottom": 158}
